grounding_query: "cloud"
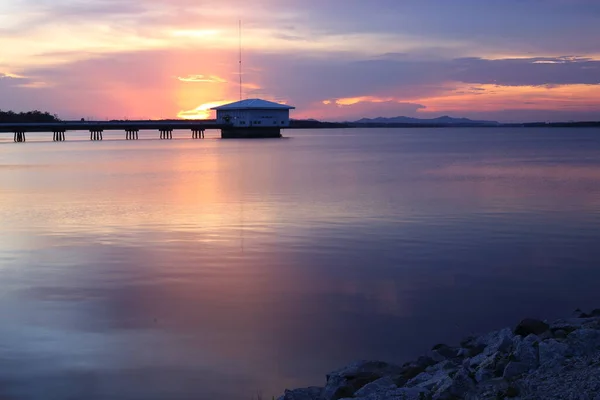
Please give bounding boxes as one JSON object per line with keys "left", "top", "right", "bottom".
{"left": 177, "top": 75, "right": 227, "bottom": 83}
{"left": 3, "top": 47, "right": 600, "bottom": 122}
{"left": 2, "top": 0, "right": 600, "bottom": 122}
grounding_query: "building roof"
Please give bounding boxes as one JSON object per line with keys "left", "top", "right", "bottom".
{"left": 211, "top": 98, "right": 295, "bottom": 110}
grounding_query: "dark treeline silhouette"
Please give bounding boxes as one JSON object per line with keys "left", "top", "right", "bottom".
{"left": 289, "top": 119, "right": 350, "bottom": 129}
{"left": 0, "top": 110, "right": 60, "bottom": 123}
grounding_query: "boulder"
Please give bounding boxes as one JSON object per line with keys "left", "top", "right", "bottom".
{"left": 430, "top": 344, "right": 459, "bottom": 362}
{"left": 322, "top": 361, "right": 404, "bottom": 400}
{"left": 433, "top": 367, "right": 475, "bottom": 399}
{"left": 512, "top": 334, "right": 540, "bottom": 371}
{"left": 474, "top": 352, "right": 507, "bottom": 383}
{"left": 503, "top": 361, "right": 529, "bottom": 379}
{"left": 345, "top": 387, "right": 430, "bottom": 400}
{"left": 278, "top": 387, "right": 324, "bottom": 400}
{"left": 407, "top": 369, "right": 450, "bottom": 390}
{"left": 352, "top": 376, "right": 397, "bottom": 398}
{"left": 566, "top": 328, "right": 600, "bottom": 356}
{"left": 396, "top": 356, "right": 436, "bottom": 386}
{"left": 514, "top": 318, "right": 550, "bottom": 337}
{"left": 551, "top": 318, "right": 593, "bottom": 333}
{"left": 572, "top": 308, "right": 590, "bottom": 318}
{"left": 538, "top": 339, "right": 570, "bottom": 370}
{"left": 554, "top": 329, "right": 568, "bottom": 339}
{"left": 482, "top": 328, "right": 515, "bottom": 356}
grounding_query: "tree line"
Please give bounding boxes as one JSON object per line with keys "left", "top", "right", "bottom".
{"left": 0, "top": 110, "right": 60, "bottom": 123}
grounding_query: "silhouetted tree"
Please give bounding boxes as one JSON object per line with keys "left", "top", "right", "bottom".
{"left": 0, "top": 110, "right": 61, "bottom": 123}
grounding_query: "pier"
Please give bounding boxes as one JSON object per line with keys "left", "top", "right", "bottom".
{"left": 0, "top": 120, "right": 219, "bottom": 142}
{"left": 1, "top": 99, "right": 295, "bottom": 142}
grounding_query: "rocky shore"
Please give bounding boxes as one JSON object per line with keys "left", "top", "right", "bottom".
{"left": 278, "top": 309, "right": 600, "bottom": 400}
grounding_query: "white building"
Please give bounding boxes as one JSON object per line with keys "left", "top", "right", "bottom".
{"left": 211, "top": 99, "right": 295, "bottom": 128}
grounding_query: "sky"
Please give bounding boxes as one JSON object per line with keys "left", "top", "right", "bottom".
{"left": 1, "top": 0, "right": 600, "bottom": 122}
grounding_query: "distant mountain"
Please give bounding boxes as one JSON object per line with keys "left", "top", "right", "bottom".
{"left": 353, "top": 115, "right": 499, "bottom": 126}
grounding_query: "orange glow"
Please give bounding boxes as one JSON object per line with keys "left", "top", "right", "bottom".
{"left": 328, "top": 96, "right": 397, "bottom": 106}
{"left": 178, "top": 100, "right": 235, "bottom": 119}
{"left": 414, "top": 83, "right": 600, "bottom": 113}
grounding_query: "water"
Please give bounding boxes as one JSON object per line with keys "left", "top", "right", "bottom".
{"left": 1, "top": 127, "right": 600, "bottom": 399}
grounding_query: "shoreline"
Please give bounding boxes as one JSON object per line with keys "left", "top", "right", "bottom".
{"left": 278, "top": 309, "right": 600, "bottom": 400}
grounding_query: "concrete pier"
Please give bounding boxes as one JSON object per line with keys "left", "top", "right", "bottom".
{"left": 159, "top": 129, "right": 173, "bottom": 140}
{"left": 1, "top": 120, "right": 290, "bottom": 142}
{"left": 125, "top": 129, "right": 139, "bottom": 140}
{"left": 13, "top": 130, "right": 26, "bottom": 142}
{"left": 90, "top": 129, "right": 103, "bottom": 141}
{"left": 53, "top": 130, "right": 66, "bottom": 141}
{"left": 192, "top": 129, "right": 205, "bottom": 139}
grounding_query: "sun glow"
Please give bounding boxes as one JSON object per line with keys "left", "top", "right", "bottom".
{"left": 177, "top": 101, "right": 235, "bottom": 120}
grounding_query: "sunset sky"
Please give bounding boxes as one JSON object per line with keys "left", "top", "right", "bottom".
{"left": 1, "top": 0, "right": 600, "bottom": 122}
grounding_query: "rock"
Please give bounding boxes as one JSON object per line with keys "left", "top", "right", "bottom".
{"left": 322, "top": 361, "right": 404, "bottom": 400}
{"left": 340, "top": 387, "right": 430, "bottom": 400}
{"left": 514, "top": 318, "right": 550, "bottom": 337}
{"left": 517, "top": 349, "right": 600, "bottom": 398}
{"left": 467, "top": 352, "right": 487, "bottom": 369}
{"left": 397, "top": 356, "right": 436, "bottom": 385}
{"left": 572, "top": 308, "right": 590, "bottom": 318}
{"left": 553, "top": 329, "right": 567, "bottom": 339}
{"left": 407, "top": 369, "right": 450, "bottom": 390}
{"left": 513, "top": 334, "right": 539, "bottom": 371}
{"left": 391, "top": 387, "right": 431, "bottom": 400}
{"left": 278, "top": 387, "right": 324, "bottom": 400}
{"left": 503, "top": 361, "right": 529, "bottom": 379}
{"left": 538, "top": 339, "right": 570, "bottom": 370}
{"left": 539, "top": 330, "right": 553, "bottom": 340}
{"left": 352, "top": 376, "right": 397, "bottom": 398}
{"left": 550, "top": 318, "right": 592, "bottom": 333}
{"left": 430, "top": 344, "right": 459, "bottom": 361}
{"left": 278, "top": 310, "right": 600, "bottom": 400}
{"left": 474, "top": 352, "right": 507, "bottom": 382}
{"left": 467, "top": 378, "right": 511, "bottom": 400}
{"left": 482, "top": 328, "right": 515, "bottom": 356}
{"left": 566, "top": 328, "right": 600, "bottom": 356}
{"left": 467, "top": 344, "right": 486, "bottom": 358}
{"left": 433, "top": 367, "right": 475, "bottom": 399}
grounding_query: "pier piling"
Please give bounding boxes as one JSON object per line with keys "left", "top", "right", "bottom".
{"left": 13, "top": 131, "right": 26, "bottom": 142}
{"left": 90, "top": 129, "right": 103, "bottom": 141}
{"left": 159, "top": 129, "right": 173, "bottom": 140}
{"left": 192, "top": 129, "right": 205, "bottom": 139}
{"left": 126, "top": 129, "right": 139, "bottom": 140}
{"left": 53, "top": 130, "right": 66, "bottom": 141}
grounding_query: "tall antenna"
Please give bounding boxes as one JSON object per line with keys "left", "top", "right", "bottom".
{"left": 239, "top": 19, "right": 242, "bottom": 101}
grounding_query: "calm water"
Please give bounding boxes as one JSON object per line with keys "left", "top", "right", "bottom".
{"left": 2, "top": 127, "right": 600, "bottom": 399}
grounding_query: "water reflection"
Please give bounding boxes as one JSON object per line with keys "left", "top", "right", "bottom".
{"left": 1, "top": 128, "right": 600, "bottom": 399}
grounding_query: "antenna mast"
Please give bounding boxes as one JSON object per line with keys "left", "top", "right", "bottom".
{"left": 239, "top": 20, "right": 242, "bottom": 101}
